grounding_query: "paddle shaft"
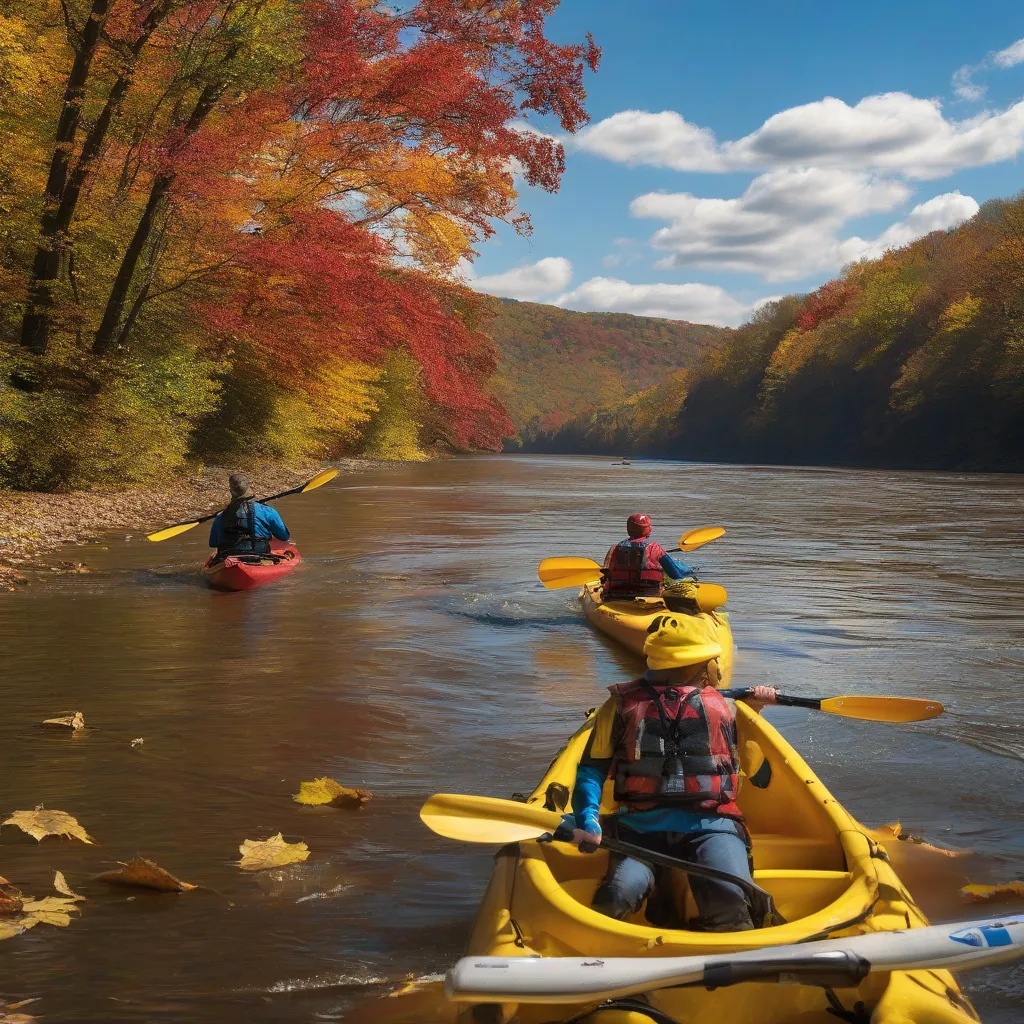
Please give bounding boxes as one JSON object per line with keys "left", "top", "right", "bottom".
{"left": 722, "top": 688, "right": 821, "bottom": 710}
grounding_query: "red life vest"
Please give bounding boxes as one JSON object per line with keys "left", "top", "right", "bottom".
{"left": 603, "top": 539, "right": 665, "bottom": 598}
{"left": 608, "top": 677, "right": 743, "bottom": 820}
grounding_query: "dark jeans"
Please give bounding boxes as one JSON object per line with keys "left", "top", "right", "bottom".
{"left": 592, "top": 826, "right": 754, "bottom": 931}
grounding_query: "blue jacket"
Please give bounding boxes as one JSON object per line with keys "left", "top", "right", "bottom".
{"left": 209, "top": 502, "right": 290, "bottom": 548}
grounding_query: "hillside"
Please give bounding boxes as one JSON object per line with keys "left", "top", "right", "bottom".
{"left": 485, "top": 298, "right": 727, "bottom": 442}
{"left": 525, "top": 193, "right": 1024, "bottom": 472}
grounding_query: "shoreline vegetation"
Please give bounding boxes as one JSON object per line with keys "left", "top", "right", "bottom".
{"left": 0, "top": 458, "right": 383, "bottom": 588}
{"left": 521, "top": 193, "right": 1024, "bottom": 473}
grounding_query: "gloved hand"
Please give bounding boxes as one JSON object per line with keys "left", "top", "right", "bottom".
{"left": 555, "top": 813, "right": 602, "bottom": 852}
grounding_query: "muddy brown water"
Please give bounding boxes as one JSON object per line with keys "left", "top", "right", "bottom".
{"left": 1, "top": 456, "right": 1022, "bottom": 1022}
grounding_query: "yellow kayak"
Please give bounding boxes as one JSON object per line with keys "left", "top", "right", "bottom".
{"left": 457, "top": 702, "right": 979, "bottom": 1024}
{"left": 580, "top": 581, "right": 736, "bottom": 687}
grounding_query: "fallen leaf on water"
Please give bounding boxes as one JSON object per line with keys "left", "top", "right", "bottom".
{"left": 42, "top": 712, "right": 85, "bottom": 730}
{"left": 238, "top": 833, "right": 309, "bottom": 872}
{"left": 2, "top": 809, "right": 93, "bottom": 844}
{"left": 960, "top": 880, "right": 1024, "bottom": 901}
{"left": 95, "top": 856, "right": 197, "bottom": 893}
{"left": 0, "top": 876, "right": 24, "bottom": 916}
{"left": 0, "top": 918, "right": 32, "bottom": 941}
{"left": 130, "top": 737, "right": 144, "bottom": 748}
{"left": 53, "top": 871, "right": 84, "bottom": 901}
{"left": 0, "top": 997, "right": 39, "bottom": 1023}
{"left": 20, "top": 896, "right": 81, "bottom": 927}
{"left": 292, "top": 778, "right": 373, "bottom": 809}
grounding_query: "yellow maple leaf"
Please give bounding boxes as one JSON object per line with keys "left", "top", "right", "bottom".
{"left": 53, "top": 871, "right": 84, "bottom": 901}
{"left": 238, "top": 833, "right": 309, "bottom": 871}
{"left": 2, "top": 809, "right": 93, "bottom": 843}
{"left": 20, "top": 896, "right": 80, "bottom": 927}
{"left": 960, "top": 881, "right": 1024, "bottom": 901}
{"left": 292, "top": 778, "right": 373, "bottom": 808}
{"left": 95, "top": 856, "right": 197, "bottom": 893}
{"left": 42, "top": 712, "right": 85, "bottom": 730}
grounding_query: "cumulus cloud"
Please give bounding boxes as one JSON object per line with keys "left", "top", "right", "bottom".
{"left": 469, "top": 257, "right": 572, "bottom": 300}
{"left": 994, "top": 37, "right": 1024, "bottom": 68}
{"left": 555, "top": 278, "right": 758, "bottom": 326}
{"left": 630, "top": 169, "right": 975, "bottom": 281}
{"left": 575, "top": 94, "right": 1024, "bottom": 180}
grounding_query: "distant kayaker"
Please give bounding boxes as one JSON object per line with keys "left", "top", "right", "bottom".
{"left": 209, "top": 473, "right": 290, "bottom": 559}
{"left": 567, "top": 615, "right": 777, "bottom": 931}
{"left": 602, "top": 513, "right": 693, "bottom": 600}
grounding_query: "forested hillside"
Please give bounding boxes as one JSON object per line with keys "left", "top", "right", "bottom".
{"left": 0, "top": 0, "right": 599, "bottom": 489}
{"left": 527, "top": 193, "right": 1024, "bottom": 472}
{"left": 487, "top": 298, "right": 725, "bottom": 443}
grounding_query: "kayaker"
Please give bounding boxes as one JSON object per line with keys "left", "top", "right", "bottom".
{"left": 568, "top": 615, "right": 777, "bottom": 931}
{"left": 209, "top": 473, "right": 290, "bottom": 559}
{"left": 602, "top": 513, "right": 694, "bottom": 600}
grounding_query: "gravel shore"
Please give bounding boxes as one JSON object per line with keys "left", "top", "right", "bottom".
{"left": 0, "top": 459, "right": 378, "bottom": 589}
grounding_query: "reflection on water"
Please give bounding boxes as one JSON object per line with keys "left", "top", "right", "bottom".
{"left": 1, "top": 456, "right": 1022, "bottom": 1022}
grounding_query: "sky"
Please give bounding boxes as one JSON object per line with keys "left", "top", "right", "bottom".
{"left": 463, "top": 0, "right": 1024, "bottom": 327}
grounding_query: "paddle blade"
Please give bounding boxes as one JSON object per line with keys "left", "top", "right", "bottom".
{"left": 146, "top": 521, "right": 200, "bottom": 543}
{"left": 696, "top": 582, "right": 728, "bottom": 611}
{"left": 301, "top": 468, "right": 339, "bottom": 492}
{"left": 679, "top": 525, "right": 725, "bottom": 551}
{"left": 819, "top": 696, "right": 944, "bottom": 723}
{"left": 537, "top": 557, "right": 603, "bottom": 590}
{"left": 420, "top": 794, "right": 563, "bottom": 844}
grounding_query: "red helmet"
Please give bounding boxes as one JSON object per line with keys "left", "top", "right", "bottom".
{"left": 626, "top": 513, "right": 652, "bottom": 539}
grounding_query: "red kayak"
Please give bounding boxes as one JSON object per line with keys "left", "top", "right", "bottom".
{"left": 203, "top": 540, "right": 301, "bottom": 592}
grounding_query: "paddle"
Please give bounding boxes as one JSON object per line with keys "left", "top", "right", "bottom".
{"left": 676, "top": 525, "right": 725, "bottom": 552}
{"left": 445, "top": 915, "right": 1024, "bottom": 1002}
{"left": 536, "top": 558, "right": 728, "bottom": 611}
{"left": 724, "top": 689, "right": 944, "bottom": 723}
{"left": 146, "top": 468, "right": 339, "bottom": 542}
{"left": 419, "top": 794, "right": 780, "bottom": 925}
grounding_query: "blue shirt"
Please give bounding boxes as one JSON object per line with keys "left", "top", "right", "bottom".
{"left": 208, "top": 502, "right": 290, "bottom": 547}
{"left": 660, "top": 553, "right": 694, "bottom": 579}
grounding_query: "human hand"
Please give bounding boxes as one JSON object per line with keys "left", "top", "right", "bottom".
{"left": 573, "top": 814, "right": 602, "bottom": 853}
{"left": 752, "top": 685, "right": 777, "bottom": 704}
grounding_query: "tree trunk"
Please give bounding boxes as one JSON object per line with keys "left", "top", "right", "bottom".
{"left": 19, "top": 0, "right": 114, "bottom": 354}
{"left": 92, "top": 80, "right": 224, "bottom": 355}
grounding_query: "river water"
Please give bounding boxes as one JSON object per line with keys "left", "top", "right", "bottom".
{"left": 1, "top": 456, "right": 1022, "bottom": 1022}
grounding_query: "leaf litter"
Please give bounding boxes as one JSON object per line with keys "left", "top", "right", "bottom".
{"left": 293, "top": 778, "right": 372, "bottom": 809}
{"left": 2, "top": 809, "right": 93, "bottom": 843}
{"left": 238, "top": 833, "right": 309, "bottom": 871}
{"left": 0, "top": 873, "right": 84, "bottom": 941}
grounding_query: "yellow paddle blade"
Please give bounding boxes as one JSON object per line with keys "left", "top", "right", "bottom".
{"left": 679, "top": 525, "right": 726, "bottom": 551}
{"left": 146, "top": 520, "right": 201, "bottom": 543}
{"left": 420, "top": 794, "right": 564, "bottom": 844}
{"left": 819, "top": 696, "right": 944, "bottom": 723}
{"left": 695, "top": 582, "right": 728, "bottom": 611}
{"left": 301, "top": 467, "right": 339, "bottom": 492}
{"left": 537, "top": 556, "right": 603, "bottom": 589}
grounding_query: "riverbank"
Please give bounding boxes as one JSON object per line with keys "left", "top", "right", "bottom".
{"left": 0, "top": 459, "right": 380, "bottom": 588}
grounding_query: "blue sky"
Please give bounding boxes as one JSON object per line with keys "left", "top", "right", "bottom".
{"left": 464, "top": 0, "right": 1024, "bottom": 326}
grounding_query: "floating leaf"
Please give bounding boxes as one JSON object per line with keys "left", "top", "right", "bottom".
{"left": 0, "top": 876, "right": 24, "bottom": 916}
{"left": 238, "top": 833, "right": 309, "bottom": 872}
{"left": 960, "top": 881, "right": 1024, "bottom": 901}
{"left": 95, "top": 856, "right": 197, "bottom": 893}
{"left": 293, "top": 778, "right": 373, "bottom": 809}
{"left": 130, "top": 738, "right": 144, "bottom": 748}
{"left": 53, "top": 871, "right": 84, "bottom": 901}
{"left": 20, "top": 896, "right": 81, "bottom": 927}
{"left": 42, "top": 712, "right": 85, "bottom": 730}
{"left": 0, "top": 997, "right": 39, "bottom": 1023}
{"left": 2, "top": 809, "right": 93, "bottom": 843}
{"left": 0, "top": 918, "right": 32, "bottom": 941}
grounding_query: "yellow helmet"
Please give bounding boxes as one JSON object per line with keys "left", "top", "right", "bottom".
{"left": 643, "top": 613, "right": 723, "bottom": 670}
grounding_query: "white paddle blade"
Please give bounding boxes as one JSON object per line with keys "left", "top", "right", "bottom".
{"left": 445, "top": 915, "right": 1024, "bottom": 1003}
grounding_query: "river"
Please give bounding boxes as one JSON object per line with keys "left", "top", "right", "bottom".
{"left": 1, "top": 456, "right": 1022, "bottom": 1022}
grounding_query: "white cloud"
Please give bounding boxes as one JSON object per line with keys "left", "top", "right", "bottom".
{"left": 952, "top": 66, "right": 986, "bottom": 101}
{"left": 993, "top": 37, "right": 1024, "bottom": 68}
{"left": 575, "top": 94, "right": 1024, "bottom": 180}
{"left": 555, "top": 278, "right": 757, "bottom": 327}
{"left": 837, "top": 192, "right": 979, "bottom": 263}
{"left": 469, "top": 257, "right": 572, "bottom": 300}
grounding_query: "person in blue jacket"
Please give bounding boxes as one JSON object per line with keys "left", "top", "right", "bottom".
{"left": 209, "top": 473, "right": 290, "bottom": 559}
